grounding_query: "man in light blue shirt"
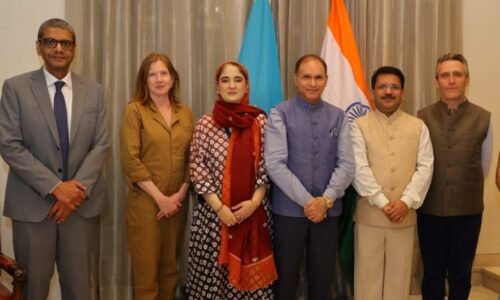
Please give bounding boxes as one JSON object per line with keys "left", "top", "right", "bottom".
{"left": 265, "top": 54, "right": 354, "bottom": 300}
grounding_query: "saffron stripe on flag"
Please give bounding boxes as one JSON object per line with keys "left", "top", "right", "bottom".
{"left": 320, "top": 0, "right": 372, "bottom": 122}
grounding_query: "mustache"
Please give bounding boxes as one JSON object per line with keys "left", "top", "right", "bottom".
{"left": 381, "top": 95, "right": 396, "bottom": 100}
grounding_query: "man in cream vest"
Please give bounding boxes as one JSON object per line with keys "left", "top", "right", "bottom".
{"left": 351, "top": 66, "right": 434, "bottom": 300}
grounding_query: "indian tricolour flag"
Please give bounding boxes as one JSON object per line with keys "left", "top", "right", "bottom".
{"left": 320, "top": 0, "right": 372, "bottom": 292}
{"left": 320, "top": 0, "right": 372, "bottom": 122}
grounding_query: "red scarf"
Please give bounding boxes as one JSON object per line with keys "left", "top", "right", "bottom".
{"left": 212, "top": 95, "right": 277, "bottom": 291}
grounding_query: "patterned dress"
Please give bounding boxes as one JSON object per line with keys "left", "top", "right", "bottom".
{"left": 186, "top": 114, "right": 274, "bottom": 299}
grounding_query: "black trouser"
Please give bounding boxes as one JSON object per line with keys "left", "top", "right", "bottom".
{"left": 417, "top": 212, "right": 482, "bottom": 300}
{"left": 273, "top": 214, "right": 339, "bottom": 300}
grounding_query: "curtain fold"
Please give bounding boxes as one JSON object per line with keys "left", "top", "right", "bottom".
{"left": 346, "top": 0, "right": 462, "bottom": 114}
{"left": 65, "top": 0, "right": 462, "bottom": 298}
{"left": 271, "top": 0, "right": 329, "bottom": 99}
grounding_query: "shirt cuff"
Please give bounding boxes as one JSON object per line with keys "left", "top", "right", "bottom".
{"left": 295, "top": 189, "right": 314, "bottom": 207}
{"left": 50, "top": 181, "right": 63, "bottom": 195}
{"left": 401, "top": 192, "right": 421, "bottom": 209}
{"left": 323, "top": 188, "right": 342, "bottom": 202}
{"left": 369, "top": 192, "right": 390, "bottom": 209}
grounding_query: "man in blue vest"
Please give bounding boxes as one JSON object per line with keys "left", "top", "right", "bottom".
{"left": 265, "top": 54, "right": 354, "bottom": 300}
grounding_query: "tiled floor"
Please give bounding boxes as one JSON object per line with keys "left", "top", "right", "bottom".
{"left": 409, "top": 285, "right": 499, "bottom": 299}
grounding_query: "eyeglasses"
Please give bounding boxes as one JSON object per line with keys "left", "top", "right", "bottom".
{"left": 375, "top": 84, "right": 401, "bottom": 91}
{"left": 38, "top": 38, "right": 75, "bottom": 50}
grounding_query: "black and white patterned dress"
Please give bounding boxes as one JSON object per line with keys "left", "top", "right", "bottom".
{"left": 186, "top": 114, "right": 273, "bottom": 299}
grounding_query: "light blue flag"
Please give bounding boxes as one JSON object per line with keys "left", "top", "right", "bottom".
{"left": 238, "top": 0, "right": 283, "bottom": 114}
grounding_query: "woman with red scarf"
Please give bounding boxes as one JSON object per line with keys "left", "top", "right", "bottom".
{"left": 186, "top": 61, "right": 277, "bottom": 299}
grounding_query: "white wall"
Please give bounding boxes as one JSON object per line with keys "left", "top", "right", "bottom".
{"left": 463, "top": 0, "right": 500, "bottom": 254}
{"left": 0, "top": 1, "right": 64, "bottom": 298}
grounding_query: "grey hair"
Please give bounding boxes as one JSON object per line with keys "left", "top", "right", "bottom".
{"left": 435, "top": 53, "right": 469, "bottom": 79}
{"left": 37, "top": 18, "right": 76, "bottom": 44}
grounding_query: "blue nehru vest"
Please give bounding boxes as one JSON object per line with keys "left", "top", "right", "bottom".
{"left": 271, "top": 97, "right": 345, "bottom": 217}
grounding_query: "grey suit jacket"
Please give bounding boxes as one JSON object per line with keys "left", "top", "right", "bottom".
{"left": 0, "top": 68, "right": 110, "bottom": 222}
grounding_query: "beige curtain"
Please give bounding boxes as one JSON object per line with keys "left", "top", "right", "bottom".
{"left": 346, "top": 0, "right": 462, "bottom": 114}
{"left": 65, "top": 0, "right": 462, "bottom": 299}
{"left": 271, "top": 0, "right": 330, "bottom": 98}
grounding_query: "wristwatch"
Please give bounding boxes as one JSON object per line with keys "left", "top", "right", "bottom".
{"left": 323, "top": 196, "right": 334, "bottom": 208}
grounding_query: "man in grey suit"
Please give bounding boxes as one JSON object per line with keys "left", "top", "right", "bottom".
{"left": 0, "top": 18, "right": 109, "bottom": 300}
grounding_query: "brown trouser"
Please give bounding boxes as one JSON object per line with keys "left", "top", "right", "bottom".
{"left": 126, "top": 194, "right": 187, "bottom": 300}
